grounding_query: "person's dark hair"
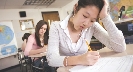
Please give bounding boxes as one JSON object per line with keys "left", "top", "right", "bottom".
{"left": 35, "top": 20, "right": 49, "bottom": 47}
{"left": 72, "top": 0, "right": 104, "bottom": 15}
{"left": 22, "top": 33, "right": 31, "bottom": 41}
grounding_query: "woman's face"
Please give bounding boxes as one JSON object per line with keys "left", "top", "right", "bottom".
{"left": 73, "top": 5, "right": 99, "bottom": 30}
{"left": 39, "top": 24, "right": 47, "bottom": 36}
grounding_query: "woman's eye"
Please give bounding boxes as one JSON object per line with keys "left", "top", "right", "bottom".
{"left": 91, "top": 20, "right": 96, "bottom": 23}
{"left": 91, "top": 21, "right": 94, "bottom": 22}
{"left": 83, "top": 15, "right": 87, "bottom": 18}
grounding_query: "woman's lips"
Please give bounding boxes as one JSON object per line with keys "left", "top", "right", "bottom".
{"left": 80, "top": 26, "right": 84, "bottom": 29}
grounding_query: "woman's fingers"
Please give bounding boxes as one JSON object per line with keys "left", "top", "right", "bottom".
{"left": 88, "top": 51, "right": 99, "bottom": 56}
{"left": 88, "top": 58, "right": 99, "bottom": 66}
{"left": 79, "top": 51, "right": 100, "bottom": 65}
{"left": 93, "top": 55, "right": 100, "bottom": 60}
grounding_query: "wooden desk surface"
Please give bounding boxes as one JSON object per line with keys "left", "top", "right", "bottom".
{"left": 57, "top": 44, "right": 133, "bottom": 72}
{"left": 28, "top": 52, "right": 46, "bottom": 57}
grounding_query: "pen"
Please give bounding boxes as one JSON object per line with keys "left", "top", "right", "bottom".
{"left": 85, "top": 39, "right": 92, "bottom": 51}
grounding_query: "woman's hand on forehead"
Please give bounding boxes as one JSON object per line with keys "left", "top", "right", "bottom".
{"left": 99, "top": 0, "right": 109, "bottom": 19}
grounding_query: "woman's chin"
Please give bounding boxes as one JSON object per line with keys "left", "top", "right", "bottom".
{"left": 40, "top": 33, "right": 44, "bottom": 36}
{"left": 76, "top": 29, "right": 82, "bottom": 31}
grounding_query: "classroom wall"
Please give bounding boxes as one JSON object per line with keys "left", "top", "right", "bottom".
{"left": 0, "top": 8, "right": 61, "bottom": 48}
{"left": 61, "top": 0, "right": 78, "bottom": 19}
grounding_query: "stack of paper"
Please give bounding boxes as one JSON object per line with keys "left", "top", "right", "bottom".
{"left": 69, "top": 55, "right": 133, "bottom": 72}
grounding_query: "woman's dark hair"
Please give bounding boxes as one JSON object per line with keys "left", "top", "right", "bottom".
{"left": 72, "top": 0, "right": 104, "bottom": 15}
{"left": 35, "top": 20, "right": 49, "bottom": 47}
{"left": 22, "top": 33, "right": 31, "bottom": 41}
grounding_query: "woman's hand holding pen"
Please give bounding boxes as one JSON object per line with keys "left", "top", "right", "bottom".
{"left": 78, "top": 51, "right": 100, "bottom": 66}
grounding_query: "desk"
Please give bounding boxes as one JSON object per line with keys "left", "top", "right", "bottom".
{"left": 57, "top": 44, "right": 133, "bottom": 72}
{"left": 28, "top": 52, "right": 46, "bottom": 57}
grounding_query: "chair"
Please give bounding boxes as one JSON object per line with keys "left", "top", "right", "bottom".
{"left": 90, "top": 36, "right": 105, "bottom": 51}
{"left": 30, "top": 57, "right": 44, "bottom": 72}
{"left": 17, "top": 48, "right": 29, "bottom": 72}
{"left": 29, "top": 55, "right": 56, "bottom": 72}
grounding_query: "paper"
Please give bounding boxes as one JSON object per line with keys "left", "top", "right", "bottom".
{"left": 69, "top": 55, "right": 133, "bottom": 72}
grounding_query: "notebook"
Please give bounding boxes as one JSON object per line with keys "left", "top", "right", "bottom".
{"left": 69, "top": 55, "right": 133, "bottom": 72}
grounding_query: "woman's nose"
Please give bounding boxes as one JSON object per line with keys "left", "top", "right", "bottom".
{"left": 83, "top": 21, "right": 90, "bottom": 26}
{"left": 42, "top": 29, "right": 44, "bottom": 32}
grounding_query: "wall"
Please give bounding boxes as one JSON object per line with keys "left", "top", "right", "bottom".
{"left": 61, "top": 0, "right": 78, "bottom": 19}
{"left": 0, "top": 8, "right": 61, "bottom": 48}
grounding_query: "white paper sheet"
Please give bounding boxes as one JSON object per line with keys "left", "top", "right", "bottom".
{"left": 69, "top": 55, "right": 133, "bottom": 72}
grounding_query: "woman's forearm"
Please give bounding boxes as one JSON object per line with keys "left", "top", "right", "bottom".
{"left": 63, "top": 56, "right": 81, "bottom": 66}
{"left": 63, "top": 51, "right": 100, "bottom": 66}
{"left": 29, "top": 48, "right": 43, "bottom": 55}
{"left": 101, "top": 15, "right": 126, "bottom": 52}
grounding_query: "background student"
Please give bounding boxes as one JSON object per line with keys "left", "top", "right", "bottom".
{"left": 24, "top": 20, "right": 55, "bottom": 72}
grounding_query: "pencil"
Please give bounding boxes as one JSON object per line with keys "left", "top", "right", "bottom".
{"left": 85, "top": 39, "right": 92, "bottom": 51}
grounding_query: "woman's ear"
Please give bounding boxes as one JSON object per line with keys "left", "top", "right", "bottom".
{"left": 73, "top": 3, "right": 78, "bottom": 14}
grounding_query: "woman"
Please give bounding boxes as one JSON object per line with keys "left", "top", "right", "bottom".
{"left": 47, "top": 0, "right": 126, "bottom": 67}
{"left": 24, "top": 20, "right": 55, "bottom": 72}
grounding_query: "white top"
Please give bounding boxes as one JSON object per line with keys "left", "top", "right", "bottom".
{"left": 46, "top": 15, "right": 126, "bottom": 67}
{"left": 62, "top": 15, "right": 87, "bottom": 53}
